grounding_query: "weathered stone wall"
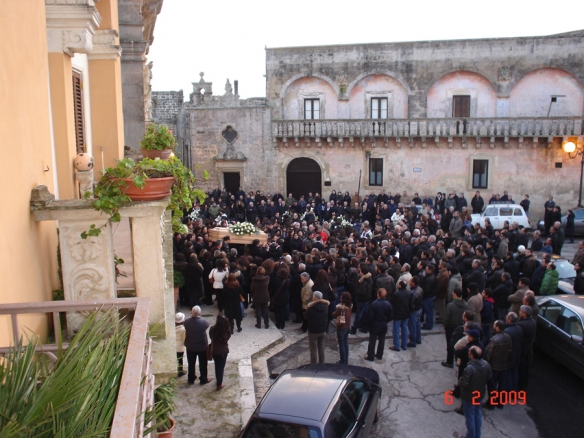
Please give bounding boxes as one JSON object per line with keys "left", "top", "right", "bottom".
{"left": 188, "top": 104, "right": 275, "bottom": 191}
{"left": 152, "top": 90, "right": 183, "bottom": 131}
{"left": 276, "top": 139, "right": 576, "bottom": 221}
{"left": 266, "top": 33, "right": 584, "bottom": 119}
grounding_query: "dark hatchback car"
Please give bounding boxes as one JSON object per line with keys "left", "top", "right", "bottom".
{"left": 535, "top": 295, "right": 584, "bottom": 380}
{"left": 238, "top": 364, "right": 381, "bottom": 438}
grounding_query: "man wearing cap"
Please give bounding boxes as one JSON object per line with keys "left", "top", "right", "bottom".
{"left": 184, "top": 306, "right": 212, "bottom": 385}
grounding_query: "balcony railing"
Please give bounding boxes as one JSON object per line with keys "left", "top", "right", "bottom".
{"left": 0, "top": 298, "right": 153, "bottom": 438}
{"left": 272, "top": 117, "right": 584, "bottom": 140}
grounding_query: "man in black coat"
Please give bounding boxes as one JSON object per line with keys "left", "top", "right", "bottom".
{"left": 517, "top": 305, "right": 536, "bottom": 390}
{"left": 421, "top": 264, "right": 437, "bottom": 329}
{"left": 505, "top": 312, "right": 523, "bottom": 390}
{"left": 364, "top": 288, "right": 393, "bottom": 361}
{"left": 390, "top": 281, "right": 412, "bottom": 351}
{"left": 374, "top": 263, "right": 396, "bottom": 298}
{"left": 471, "top": 191, "right": 485, "bottom": 214}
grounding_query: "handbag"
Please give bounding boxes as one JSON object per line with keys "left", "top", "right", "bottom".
{"left": 328, "top": 283, "right": 337, "bottom": 301}
{"left": 206, "top": 343, "right": 213, "bottom": 361}
{"left": 334, "top": 306, "right": 346, "bottom": 327}
{"left": 209, "top": 268, "right": 215, "bottom": 284}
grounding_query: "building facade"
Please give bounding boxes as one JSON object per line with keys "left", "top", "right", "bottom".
{"left": 0, "top": 0, "right": 156, "bottom": 347}
{"left": 154, "top": 30, "right": 584, "bottom": 220}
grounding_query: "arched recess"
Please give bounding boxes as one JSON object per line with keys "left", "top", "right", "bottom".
{"left": 286, "top": 157, "right": 322, "bottom": 200}
{"left": 427, "top": 71, "right": 497, "bottom": 118}
{"left": 280, "top": 72, "right": 338, "bottom": 100}
{"left": 282, "top": 76, "right": 338, "bottom": 119}
{"left": 348, "top": 73, "right": 409, "bottom": 119}
{"left": 509, "top": 68, "right": 584, "bottom": 117}
{"left": 346, "top": 70, "right": 412, "bottom": 96}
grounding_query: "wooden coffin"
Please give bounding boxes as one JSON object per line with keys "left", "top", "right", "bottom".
{"left": 209, "top": 227, "right": 268, "bottom": 245}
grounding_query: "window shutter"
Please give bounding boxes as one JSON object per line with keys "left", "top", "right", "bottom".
{"left": 72, "top": 71, "right": 85, "bottom": 154}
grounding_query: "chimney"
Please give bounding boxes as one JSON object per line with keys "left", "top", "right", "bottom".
{"left": 234, "top": 80, "right": 238, "bottom": 96}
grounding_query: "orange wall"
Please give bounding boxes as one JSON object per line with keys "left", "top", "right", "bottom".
{"left": 0, "top": 1, "right": 59, "bottom": 345}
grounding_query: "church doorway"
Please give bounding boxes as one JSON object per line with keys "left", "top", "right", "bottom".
{"left": 286, "top": 158, "right": 322, "bottom": 199}
{"left": 223, "top": 172, "right": 240, "bottom": 194}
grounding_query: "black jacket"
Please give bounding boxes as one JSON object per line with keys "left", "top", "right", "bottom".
{"left": 517, "top": 316, "right": 536, "bottom": 356}
{"left": 493, "top": 278, "right": 514, "bottom": 309}
{"left": 410, "top": 286, "right": 423, "bottom": 311}
{"left": 304, "top": 299, "right": 330, "bottom": 334}
{"left": 459, "top": 359, "right": 492, "bottom": 403}
{"left": 355, "top": 273, "right": 373, "bottom": 303}
{"left": 390, "top": 288, "right": 412, "bottom": 320}
{"left": 422, "top": 273, "right": 437, "bottom": 298}
{"left": 366, "top": 298, "right": 393, "bottom": 334}
{"left": 375, "top": 272, "right": 396, "bottom": 297}
{"left": 504, "top": 324, "right": 523, "bottom": 368}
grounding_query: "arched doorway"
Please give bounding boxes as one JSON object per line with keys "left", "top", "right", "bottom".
{"left": 286, "top": 158, "right": 322, "bottom": 199}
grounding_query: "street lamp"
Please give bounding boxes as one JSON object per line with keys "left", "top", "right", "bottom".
{"left": 563, "top": 141, "right": 584, "bottom": 208}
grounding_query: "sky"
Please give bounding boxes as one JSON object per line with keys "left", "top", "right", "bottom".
{"left": 148, "top": 0, "right": 582, "bottom": 99}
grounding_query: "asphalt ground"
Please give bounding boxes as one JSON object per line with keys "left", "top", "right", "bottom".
{"left": 527, "top": 348, "right": 584, "bottom": 438}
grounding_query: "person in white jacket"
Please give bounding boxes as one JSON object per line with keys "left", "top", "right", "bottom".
{"left": 175, "top": 312, "right": 186, "bottom": 377}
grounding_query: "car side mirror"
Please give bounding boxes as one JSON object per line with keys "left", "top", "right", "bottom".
{"left": 571, "top": 334, "right": 583, "bottom": 344}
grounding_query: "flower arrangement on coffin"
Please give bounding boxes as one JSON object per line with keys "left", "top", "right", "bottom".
{"left": 331, "top": 218, "right": 354, "bottom": 230}
{"left": 187, "top": 207, "right": 201, "bottom": 222}
{"left": 228, "top": 222, "right": 258, "bottom": 236}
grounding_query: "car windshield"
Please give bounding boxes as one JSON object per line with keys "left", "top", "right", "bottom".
{"left": 242, "top": 419, "right": 322, "bottom": 438}
{"left": 555, "top": 260, "right": 576, "bottom": 279}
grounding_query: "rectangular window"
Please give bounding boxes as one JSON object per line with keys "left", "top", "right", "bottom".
{"left": 369, "top": 158, "right": 383, "bottom": 186}
{"left": 472, "top": 159, "right": 488, "bottom": 189}
{"left": 371, "top": 97, "right": 388, "bottom": 119}
{"left": 72, "top": 71, "right": 85, "bottom": 154}
{"left": 304, "top": 98, "right": 320, "bottom": 120}
{"left": 453, "top": 95, "right": 470, "bottom": 118}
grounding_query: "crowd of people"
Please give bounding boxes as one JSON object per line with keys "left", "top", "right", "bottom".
{"left": 172, "top": 186, "right": 581, "bottom": 437}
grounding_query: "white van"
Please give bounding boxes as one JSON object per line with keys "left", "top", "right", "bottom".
{"left": 470, "top": 204, "right": 531, "bottom": 230}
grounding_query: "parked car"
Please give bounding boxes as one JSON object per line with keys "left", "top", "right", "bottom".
{"left": 471, "top": 204, "right": 531, "bottom": 230}
{"left": 537, "top": 207, "right": 584, "bottom": 235}
{"left": 238, "top": 364, "right": 381, "bottom": 438}
{"left": 535, "top": 295, "right": 584, "bottom": 380}
{"left": 534, "top": 252, "right": 577, "bottom": 294}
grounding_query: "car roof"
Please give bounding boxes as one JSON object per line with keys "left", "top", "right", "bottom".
{"left": 257, "top": 369, "right": 346, "bottom": 422}
{"left": 483, "top": 204, "right": 524, "bottom": 209}
{"left": 537, "top": 295, "right": 584, "bottom": 319}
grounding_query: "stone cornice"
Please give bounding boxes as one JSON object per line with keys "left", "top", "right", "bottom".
{"left": 87, "top": 29, "right": 122, "bottom": 60}
{"left": 46, "top": 0, "right": 102, "bottom": 56}
{"left": 120, "top": 40, "right": 148, "bottom": 62}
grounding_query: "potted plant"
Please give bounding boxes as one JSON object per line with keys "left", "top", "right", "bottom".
{"left": 173, "top": 270, "right": 185, "bottom": 309}
{"left": 144, "top": 379, "right": 177, "bottom": 437}
{"left": 81, "top": 157, "right": 207, "bottom": 239}
{"left": 140, "top": 123, "right": 176, "bottom": 160}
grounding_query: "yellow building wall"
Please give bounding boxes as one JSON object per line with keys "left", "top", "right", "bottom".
{"left": 0, "top": 1, "right": 59, "bottom": 345}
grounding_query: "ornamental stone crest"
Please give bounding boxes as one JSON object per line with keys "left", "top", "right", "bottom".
{"left": 214, "top": 125, "right": 247, "bottom": 161}
{"left": 498, "top": 66, "right": 512, "bottom": 82}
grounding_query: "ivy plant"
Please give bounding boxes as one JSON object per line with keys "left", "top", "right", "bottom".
{"left": 81, "top": 157, "right": 207, "bottom": 239}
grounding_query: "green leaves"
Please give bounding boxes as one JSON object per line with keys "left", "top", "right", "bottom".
{"left": 0, "top": 309, "right": 131, "bottom": 437}
{"left": 81, "top": 156, "right": 208, "bottom": 238}
{"left": 139, "top": 124, "right": 176, "bottom": 151}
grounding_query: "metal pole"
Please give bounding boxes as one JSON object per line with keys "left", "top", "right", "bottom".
{"left": 579, "top": 153, "right": 584, "bottom": 208}
{"left": 357, "top": 169, "right": 362, "bottom": 200}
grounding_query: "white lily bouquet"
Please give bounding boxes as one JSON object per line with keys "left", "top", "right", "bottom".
{"left": 187, "top": 207, "right": 200, "bottom": 221}
{"left": 332, "top": 218, "right": 354, "bottom": 230}
{"left": 228, "top": 222, "right": 258, "bottom": 235}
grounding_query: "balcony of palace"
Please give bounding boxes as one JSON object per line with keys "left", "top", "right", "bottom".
{"left": 272, "top": 117, "right": 584, "bottom": 148}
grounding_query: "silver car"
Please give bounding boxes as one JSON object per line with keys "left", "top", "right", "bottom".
{"left": 535, "top": 295, "right": 584, "bottom": 380}
{"left": 537, "top": 207, "right": 584, "bottom": 235}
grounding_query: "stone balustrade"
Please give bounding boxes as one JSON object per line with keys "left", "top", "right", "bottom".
{"left": 272, "top": 117, "right": 583, "bottom": 146}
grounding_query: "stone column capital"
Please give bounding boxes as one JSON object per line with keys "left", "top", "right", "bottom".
{"left": 88, "top": 29, "right": 122, "bottom": 60}
{"left": 45, "top": 0, "right": 101, "bottom": 56}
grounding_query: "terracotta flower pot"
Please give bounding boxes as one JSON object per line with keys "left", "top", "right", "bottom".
{"left": 122, "top": 176, "right": 175, "bottom": 201}
{"left": 157, "top": 417, "right": 176, "bottom": 437}
{"left": 141, "top": 149, "right": 173, "bottom": 160}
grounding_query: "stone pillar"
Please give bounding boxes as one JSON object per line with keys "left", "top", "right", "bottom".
{"left": 88, "top": 30, "right": 125, "bottom": 170}
{"left": 75, "top": 169, "right": 94, "bottom": 196}
{"left": 31, "top": 191, "right": 176, "bottom": 376}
